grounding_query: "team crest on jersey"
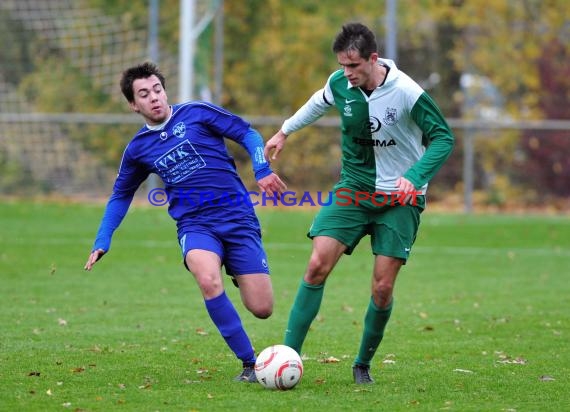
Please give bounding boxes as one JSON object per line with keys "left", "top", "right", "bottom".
{"left": 383, "top": 107, "right": 398, "bottom": 125}
{"left": 172, "top": 122, "right": 186, "bottom": 138}
{"left": 343, "top": 104, "right": 353, "bottom": 117}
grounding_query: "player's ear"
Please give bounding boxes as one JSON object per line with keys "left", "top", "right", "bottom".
{"left": 369, "top": 52, "right": 379, "bottom": 63}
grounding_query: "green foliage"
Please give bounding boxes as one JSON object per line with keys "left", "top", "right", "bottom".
{"left": 0, "top": 11, "right": 36, "bottom": 85}
{"left": 438, "top": 0, "right": 569, "bottom": 117}
{"left": 19, "top": 58, "right": 109, "bottom": 112}
{"left": 4, "top": 0, "right": 569, "bottom": 198}
{"left": 0, "top": 148, "right": 40, "bottom": 194}
{"left": 17, "top": 58, "right": 133, "bottom": 166}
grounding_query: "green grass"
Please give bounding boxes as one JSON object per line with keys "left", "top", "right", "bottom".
{"left": 1, "top": 200, "right": 569, "bottom": 411}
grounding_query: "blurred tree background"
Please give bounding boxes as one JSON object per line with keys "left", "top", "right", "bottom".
{"left": 1, "top": 0, "right": 569, "bottom": 208}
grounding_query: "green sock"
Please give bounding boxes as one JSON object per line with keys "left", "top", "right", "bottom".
{"left": 354, "top": 297, "right": 393, "bottom": 366}
{"left": 284, "top": 280, "right": 324, "bottom": 354}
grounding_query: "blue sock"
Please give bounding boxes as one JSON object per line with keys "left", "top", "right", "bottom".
{"left": 205, "top": 291, "right": 255, "bottom": 364}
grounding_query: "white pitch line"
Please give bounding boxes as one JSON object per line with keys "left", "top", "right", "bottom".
{"left": 3, "top": 238, "right": 569, "bottom": 257}
{"left": 264, "top": 243, "right": 570, "bottom": 257}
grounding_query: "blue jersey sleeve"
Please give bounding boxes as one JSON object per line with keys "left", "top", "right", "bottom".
{"left": 189, "top": 102, "right": 273, "bottom": 181}
{"left": 239, "top": 128, "right": 273, "bottom": 180}
{"left": 92, "top": 144, "right": 149, "bottom": 252}
{"left": 92, "top": 192, "right": 134, "bottom": 252}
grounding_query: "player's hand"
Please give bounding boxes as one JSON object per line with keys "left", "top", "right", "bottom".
{"left": 264, "top": 130, "right": 288, "bottom": 161}
{"left": 257, "top": 173, "right": 287, "bottom": 198}
{"left": 396, "top": 176, "right": 417, "bottom": 205}
{"left": 84, "top": 249, "right": 106, "bottom": 271}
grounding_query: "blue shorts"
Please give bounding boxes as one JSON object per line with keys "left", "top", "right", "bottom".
{"left": 178, "top": 217, "right": 270, "bottom": 276}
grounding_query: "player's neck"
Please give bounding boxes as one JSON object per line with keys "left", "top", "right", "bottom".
{"left": 375, "top": 64, "right": 389, "bottom": 88}
{"left": 361, "top": 65, "right": 389, "bottom": 94}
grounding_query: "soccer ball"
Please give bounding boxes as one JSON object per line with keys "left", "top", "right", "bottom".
{"left": 254, "top": 344, "right": 303, "bottom": 390}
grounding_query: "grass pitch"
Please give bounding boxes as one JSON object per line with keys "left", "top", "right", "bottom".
{"left": 0, "top": 200, "right": 568, "bottom": 411}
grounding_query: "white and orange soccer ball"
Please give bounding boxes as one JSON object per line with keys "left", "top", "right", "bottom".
{"left": 254, "top": 344, "right": 303, "bottom": 390}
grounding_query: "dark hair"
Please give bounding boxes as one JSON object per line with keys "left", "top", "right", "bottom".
{"left": 332, "top": 22, "right": 378, "bottom": 59}
{"left": 120, "top": 62, "right": 166, "bottom": 102}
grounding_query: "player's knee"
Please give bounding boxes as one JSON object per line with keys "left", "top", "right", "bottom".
{"left": 251, "top": 304, "right": 273, "bottom": 319}
{"left": 306, "top": 254, "right": 333, "bottom": 283}
{"left": 194, "top": 272, "right": 223, "bottom": 298}
{"left": 373, "top": 283, "right": 393, "bottom": 308}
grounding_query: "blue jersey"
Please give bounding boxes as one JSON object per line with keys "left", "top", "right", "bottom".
{"left": 93, "top": 101, "right": 272, "bottom": 252}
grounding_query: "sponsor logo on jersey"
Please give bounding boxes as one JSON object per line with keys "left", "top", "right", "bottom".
{"left": 154, "top": 139, "right": 206, "bottom": 184}
{"left": 352, "top": 137, "right": 397, "bottom": 147}
{"left": 351, "top": 116, "right": 395, "bottom": 147}
{"left": 369, "top": 116, "right": 382, "bottom": 133}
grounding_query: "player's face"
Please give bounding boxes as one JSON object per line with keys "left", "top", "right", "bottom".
{"left": 129, "top": 75, "right": 170, "bottom": 125}
{"left": 337, "top": 50, "right": 379, "bottom": 90}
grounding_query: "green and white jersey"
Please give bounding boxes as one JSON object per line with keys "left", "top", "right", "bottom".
{"left": 282, "top": 59, "right": 454, "bottom": 194}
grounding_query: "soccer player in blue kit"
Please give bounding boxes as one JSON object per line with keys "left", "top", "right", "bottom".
{"left": 84, "top": 62, "right": 287, "bottom": 382}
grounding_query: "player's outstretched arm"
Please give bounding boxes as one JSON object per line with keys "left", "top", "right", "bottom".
{"left": 264, "top": 130, "right": 288, "bottom": 161}
{"left": 84, "top": 249, "right": 106, "bottom": 271}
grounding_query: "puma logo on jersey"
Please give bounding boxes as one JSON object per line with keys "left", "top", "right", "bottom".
{"left": 352, "top": 137, "right": 397, "bottom": 147}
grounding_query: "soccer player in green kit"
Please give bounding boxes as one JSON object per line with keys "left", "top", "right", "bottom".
{"left": 264, "top": 22, "right": 454, "bottom": 384}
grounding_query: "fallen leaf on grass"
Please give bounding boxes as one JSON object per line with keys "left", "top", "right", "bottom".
{"left": 453, "top": 368, "right": 474, "bottom": 373}
{"left": 318, "top": 356, "right": 340, "bottom": 363}
{"left": 495, "top": 352, "right": 527, "bottom": 365}
{"left": 71, "top": 367, "right": 85, "bottom": 373}
{"left": 539, "top": 375, "right": 555, "bottom": 381}
{"left": 497, "top": 357, "right": 527, "bottom": 365}
{"left": 195, "top": 328, "right": 208, "bottom": 336}
{"left": 28, "top": 371, "right": 41, "bottom": 377}
{"left": 58, "top": 318, "right": 68, "bottom": 326}
{"left": 88, "top": 345, "right": 102, "bottom": 353}
{"left": 383, "top": 353, "right": 396, "bottom": 364}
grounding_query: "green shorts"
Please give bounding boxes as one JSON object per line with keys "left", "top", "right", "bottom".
{"left": 308, "top": 188, "right": 425, "bottom": 261}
